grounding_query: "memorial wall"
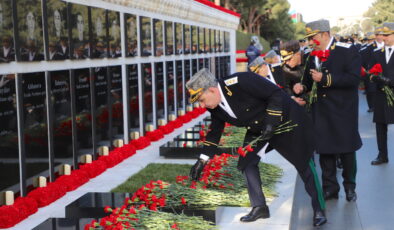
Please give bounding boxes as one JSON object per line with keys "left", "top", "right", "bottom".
{"left": 0, "top": 0, "right": 238, "bottom": 200}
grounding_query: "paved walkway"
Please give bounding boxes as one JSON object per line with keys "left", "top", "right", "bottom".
{"left": 290, "top": 92, "right": 394, "bottom": 230}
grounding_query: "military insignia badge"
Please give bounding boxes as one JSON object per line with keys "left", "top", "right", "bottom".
{"left": 306, "top": 27, "right": 312, "bottom": 33}
{"left": 225, "top": 77, "right": 238, "bottom": 86}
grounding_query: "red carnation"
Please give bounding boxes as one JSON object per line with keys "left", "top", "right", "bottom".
{"left": 181, "top": 197, "right": 187, "bottom": 205}
{"left": 237, "top": 146, "right": 246, "bottom": 157}
{"left": 369, "top": 63, "right": 383, "bottom": 76}
{"left": 245, "top": 145, "right": 254, "bottom": 152}
{"left": 313, "top": 39, "right": 320, "bottom": 46}
{"left": 104, "top": 206, "right": 112, "bottom": 213}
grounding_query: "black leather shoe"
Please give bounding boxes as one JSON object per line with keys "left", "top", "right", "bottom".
{"left": 323, "top": 191, "right": 338, "bottom": 200}
{"left": 240, "top": 206, "right": 270, "bottom": 222}
{"left": 371, "top": 157, "right": 388, "bottom": 165}
{"left": 367, "top": 108, "right": 374, "bottom": 113}
{"left": 313, "top": 210, "right": 327, "bottom": 226}
{"left": 345, "top": 189, "right": 357, "bottom": 202}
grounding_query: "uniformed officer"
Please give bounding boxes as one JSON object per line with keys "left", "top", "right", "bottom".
{"left": 187, "top": 69, "right": 327, "bottom": 226}
{"left": 246, "top": 35, "right": 262, "bottom": 65}
{"left": 359, "top": 30, "right": 382, "bottom": 112}
{"left": 369, "top": 23, "right": 394, "bottom": 165}
{"left": 293, "top": 19, "right": 362, "bottom": 202}
{"left": 248, "top": 56, "right": 285, "bottom": 91}
{"left": 280, "top": 40, "right": 309, "bottom": 104}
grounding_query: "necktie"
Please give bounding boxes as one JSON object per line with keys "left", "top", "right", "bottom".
{"left": 389, "top": 48, "right": 392, "bottom": 56}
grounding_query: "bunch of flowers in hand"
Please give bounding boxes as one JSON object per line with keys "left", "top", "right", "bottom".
{"left": 237, "top": 120, "right": 298, "bottom": 157}
{"left": 308, "top": 39, "right": 330, "bottom": 107}
{"left": 369, "top": 63, "right": 394, "bottom": 106}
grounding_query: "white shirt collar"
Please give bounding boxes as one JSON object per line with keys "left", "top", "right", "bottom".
{"left": 266, "top": 67, "right": 277, "bottom": 85}
{"left": 376, "top": 41, "right": 385, "bottom": 49}
{"left": 217, "top": 83, "right": 237, "bottom": 119}
{"left": 385, "top": 45, "right": 394, "bottom": 63}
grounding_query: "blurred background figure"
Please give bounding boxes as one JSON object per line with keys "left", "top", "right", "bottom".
{"left": 246, "top": 35, "right": 262, "bottom": 66}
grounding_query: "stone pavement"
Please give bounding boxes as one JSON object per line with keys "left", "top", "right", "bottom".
{"left": 290, "top": 92, "right": 394, "bottom": 230}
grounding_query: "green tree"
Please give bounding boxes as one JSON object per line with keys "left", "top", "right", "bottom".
{"left": 259, "top": 0, "right": 296, "bottom": 43}
{"left": 227, "top": 0, "right": 269, "bottom": 33}
{"left": 364, "top": 0, "right": 394, "bottom": 26}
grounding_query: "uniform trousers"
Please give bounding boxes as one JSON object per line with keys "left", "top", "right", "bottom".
{"left": 243, "top": 154, "right": 325, "bottom": 212}
{"left": 319, "top": 152, "right": 357, "bottom": 193}
{"left": 376, "top": 123, "right": 389, "bottom": 159}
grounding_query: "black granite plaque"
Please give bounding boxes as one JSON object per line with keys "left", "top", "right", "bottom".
{"left": 174, "top": 23, "right": 182, "bottom": 55}
{"left": 93, "top": 67, "right": 109, "bottom": 143}
{"left": 224, "top": 31, "right": 230, "bottom": 53}
{"left": 70, "top": 4, "right": 89, "bottom": 59}
{"left": 109, "top": 66, "right": 123, "bottom": 139}
{"left": 74, "top": 68, "right": 92, "bottom": 152}
{"left": 198, "top": 27, "right": 204, "bottom": 53}
{"left": 140, "top": 16, "right": 151, "bottom": 57}
{"left": 210, "top": 29, "right": 215, "bottom": 53}
{"left": 22, "top": 72, "right": 49, "bottom": 188}
{"left": 46, "top": 0, "right": 69, "bottom": 60}
{"left": 204, "top": 58, "right": 210, "bottom": 70}
{"left": 153, "top": 19, "right": 163, "bottom": 56}
{"left": 192, "top": 59, "right": 198, "bottom": 76}
{"left": 166, "top": 61, "right": 175, "bottom": 117}
{"left": 205, "top": 28, "right": 210, "bottom": 54}
{"left": 191, "top": 25, "right": 197, "bottom": 54}
{"left": 215, "top": 30, "right": 221, "bottom": 52}
{"left": 125, "top": 14, "right": 137, "bottom": 57}
{"left": 17, "top": 0, "right": 44, "bottom": 61}
{"left": 51, "top": 71, "right": 73, "bottom": 165}
{"left": 220, "top": 56, "right": 225, "bottom": 78}
{"left": 198, "top": 58, "right": 204, "bottom": 71}
{"left": 215, "top": 56, "right": 220, "bottom": 79}
{"left": 184, "top": 60, "right": 191, "bottom": 106}
{"left": 108, "top": 11, "right": 121, "bottom": 58}
{"left": 225, "top": 56, "right": 231, "bottom": 76}
{"left": 165, "top": 21, "right": 174, "bottom": 55}
{"left": 219, "top": 30, "right": 224, "bottom": 52}
{"left": 0, "top": 0, "right": 15, "bottom": 62}
{"left": 155, "top": 62, "right": 164, "bottom": 123}
{"left": 142, "top": 63, "right": 153, "bottom": 132}
{"left": 184, "top": 24, "right": 190, "bottom": 54}
{"left": 127, "top": 64, "right": 139, "bottom": 131}
{"left": 91, "top": 7, "right": 108, "bottom": 58}
{"left": 175, "top": 60, "right": 183, "bottom": 111}
{"left": 0, "top": 74, "right": 19, "bottom": 193}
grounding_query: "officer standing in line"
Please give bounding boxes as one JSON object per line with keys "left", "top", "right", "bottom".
{"left": 293, "top": 19, "right": 362, "bottom": 202}
{"left": 369, "top": 23, "right": 394, "bottom": 165}
{"left": 360, "top": 31, "right": 381, "bottom": 112}
{"left": 187, "top": 69, "right": 327, "bottom": 226}
{"left": 246, "top": 35, "right": 262, "bottom": 65}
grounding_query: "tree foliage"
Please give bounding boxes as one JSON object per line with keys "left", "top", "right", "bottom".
{"left": 364, "top": 0, "right": 394, "bottom": 26}
{"left": 225, "top": 0, "right": 298, "bottom": 43}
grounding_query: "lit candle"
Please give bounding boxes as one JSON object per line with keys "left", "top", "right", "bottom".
{"left": 99, "top": 146, "right": 109, "bottom": 156}
{"left": 5, "top": 191, "right": 14, "bottom": 205}
{"left": 130, "top": 131, "right": 140, "bottom": 140}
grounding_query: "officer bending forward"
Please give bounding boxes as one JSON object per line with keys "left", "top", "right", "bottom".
{"left": 187, "top": 69, "right": 327, "bottom": 227}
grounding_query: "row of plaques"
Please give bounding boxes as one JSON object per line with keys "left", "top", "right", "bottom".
{"left": 0, "top": 0, "right": 231, "bottom": 63}
{"left": 0, "top": 56, "right": 231, "bottom": 195}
